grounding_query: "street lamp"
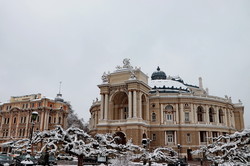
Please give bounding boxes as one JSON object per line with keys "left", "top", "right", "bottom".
{"left": 142, "top": 138, "right": 151, "bottom": 165}
{"left": 177, "top": 144, "right": 181, "bottom": 159}
{"left": 29, "top": 111, "right": 38, "bottom": 152}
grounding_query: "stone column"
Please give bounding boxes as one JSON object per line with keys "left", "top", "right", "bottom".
{"left": 215, "top": 107, "right": 219, "bottom": 125}
{"left": 231, "top": 110, "right": 235, "bottom": 128}
{"left": 100, "top": 94, "right": 104, "bottom": 120}
{"left": 138, "top": 92, "right": 142, "bottom": 118}
{"left": 225, "top": 108, "right": 228, "bottom": 127}
{"left": 128, "top": 91, "right": 132, "bottom": 118}
{"left": 174, "top": 131, "right": 177, "bottom": 145}
{"left": 226, "top": 108, "right": 230, "bottom": 127}
{"left": 205, "top": 105, "right": 209, "bottom": 124}
{"left": 180, "top": 104, "right": 184, "bottom": 123}
{"left": 192, "top": 104, "right": 195, "bottom": 123}
{"left": 40, "top": 111, "right": 44, "bottom": 131}
{"left": 44, "top": 110, "right": 48, "bottom": 130}
{"left": 104, "top": 94, "right": 109, "bottom": 120}
{"left": 24, "top": 112, "right": 30, "bottom": 137}
{"left": 133, "top": 90, "right": 137, "bottom": 118}
{"left": 56, "top": 111, "right": 59, "bottom": 124}
{"left": 161, "top": 104, "right": 164, "bottom": 124}
{"left": 95, "top": 112, "right": 98, "bottom": 127}
{"left": 15, "top": 112, "right": 20, "bottom": 138}
{"left": 8, "top": 113, "right": 13, "bottom": 137}
{"left": 146, "top": 98, "right": 150, "bottom": 121}
{"left": 175, "top": 104, "right": 179, "bottom": 124}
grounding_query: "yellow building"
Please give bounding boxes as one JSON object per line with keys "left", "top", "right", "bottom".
{"left": 89, "top": 59, "right": 245, "bottom": 160}
{"left": 0, "top": 93, "right": 70, "bottom": 152}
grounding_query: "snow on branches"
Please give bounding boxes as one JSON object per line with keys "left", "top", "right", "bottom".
{"left": 2, "top": 125, "right": 179, "bottom": 166}
{"left": 134, "top": 147, "right": 178, "bottom": 164}
{"left": 193, "top": 129, "right": 250, "bottom": 164}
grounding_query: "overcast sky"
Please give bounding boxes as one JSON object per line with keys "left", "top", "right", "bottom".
{"left": 0, "top": 0, "right": 249, "bottom": 128}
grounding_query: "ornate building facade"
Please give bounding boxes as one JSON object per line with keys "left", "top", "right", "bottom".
{"left": 0, "top": 93, "right": 70, "bottom": 152}
{"left": 89, "top": 59, "right": 245, "bottom": 159}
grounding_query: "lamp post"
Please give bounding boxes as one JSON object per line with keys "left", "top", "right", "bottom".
{"left": 142, "top": 138, "right": 151, "bottom": 166}
{"left": 29, "top": 111, "right": 38, "bottom": 153}
{"left": 177, "top": 144, "right": 181, "bottom": 159}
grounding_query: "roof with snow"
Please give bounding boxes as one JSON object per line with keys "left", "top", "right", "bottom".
{"left": 149, "top": 67, "right": 199, "bottom": 94}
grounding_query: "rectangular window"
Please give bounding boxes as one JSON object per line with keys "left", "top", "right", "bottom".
{"left": 152, "top": 134, "right": 156, "bottom": 141}
{"left": 166, "top": 131, "right": 175, "bottom": 144}
{"left": 185, "top": 112, "right": 189, "bottom": 122}
{"left": 167, "top": 134, "right": 173, "bottom": 142}
{"left": 212, "top": 132, "right": 218, "bottom": 138}
{"left": 187, "top": 133, "right": 191, "bottom": 143}
{"left": 5, "top": 129, "right": 8, "bottom": 137}
{"left": 200, "top": 131, "right": 207, "bottom": 143}
{"left": 152, "top": 113, "right": 156, "bottom": 122}
{"left": 166, "top": 114, "right": 172, "bottom": 121}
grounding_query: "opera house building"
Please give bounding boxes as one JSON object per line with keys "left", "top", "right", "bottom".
{"left": 89, "top": 59, "right": 244, "bottom": 159}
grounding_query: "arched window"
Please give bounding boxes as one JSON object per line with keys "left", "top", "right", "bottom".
{"left": 59, "top": 117, "right": 61, "bottom": 124}
{"left": 165, "top": 105, "right": 174, "bottom": 121}
{"left": 219, "top": 109, "right": 224, "bottom": 123}
{"left": 111, "top": 92, "right": 128, "bottom": 120}
{"left": 197, "top": 106, "right": 204, "bottom": 122}
{"left": 209, "top": 107, "right": 215, "bottom": 122}
{"left": 13, "top": 117, "right": 16, "bottom": 124}
{"left": 165, "top": 105, "right": 173, "bottom": 111}
{"left": 152, "top": 112, "right": 156, "bottom": 122}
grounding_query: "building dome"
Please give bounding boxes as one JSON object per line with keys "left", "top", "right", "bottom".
{"left": 151, "top": 66, "right": 167, "bottom": 80}
{"left": 55, "top": 93, "right": 64, "bottom": 102}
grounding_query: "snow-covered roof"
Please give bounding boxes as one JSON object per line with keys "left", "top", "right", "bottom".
{"left": 150, "top": 79, "right": 189, "bottom": 90}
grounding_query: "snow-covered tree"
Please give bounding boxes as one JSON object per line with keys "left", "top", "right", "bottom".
{"left": 134, "top": 147, "right": 178, "bottom": 165}
{"left": 1, "top": 138, "right": 30, "bottom": 152}
{"left": 32, "top": 126, "right": 142, "bottom": 166}
{"left": 193, "top": 129, "right": 250, "bottom": 164}
{"left": 67, "top": 107, "right": 89, "bottom": 132}
{"left": 3, "top": 126, "right": 179, "bottom": 166}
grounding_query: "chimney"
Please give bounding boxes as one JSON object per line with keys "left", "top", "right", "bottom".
{"left": 199, "top": 77, "right": 203, "bottom": 89}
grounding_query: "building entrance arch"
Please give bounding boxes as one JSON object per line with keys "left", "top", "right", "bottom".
{"left": 111, "top": 92, "right": 128, "bottom": 120}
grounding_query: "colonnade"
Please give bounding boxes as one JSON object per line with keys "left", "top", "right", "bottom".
{"left": 100, "top": 90, "right": 148, "bottom": 120}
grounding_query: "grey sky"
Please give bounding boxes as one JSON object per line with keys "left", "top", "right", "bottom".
{"left": 0, "top": 0, "right": 250, "bottom": 127}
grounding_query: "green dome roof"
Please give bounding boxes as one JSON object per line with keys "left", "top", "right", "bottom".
{"left": 151, "top": 66, "right": 167, "bottom": 80}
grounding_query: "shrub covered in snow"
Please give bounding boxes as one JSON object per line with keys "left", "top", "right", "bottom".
{"left": 193, "top": 129, "right": 250, "bottom": 164}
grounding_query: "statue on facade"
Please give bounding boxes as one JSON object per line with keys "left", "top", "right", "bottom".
{"left": 115, "top": 58, "right": 133, "bottom": 70}
{"left": 123, "top": 58, "right": 132, "bottom": 68}
{"left": 102, "top": 72, "right": 108, "bottom": 83}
